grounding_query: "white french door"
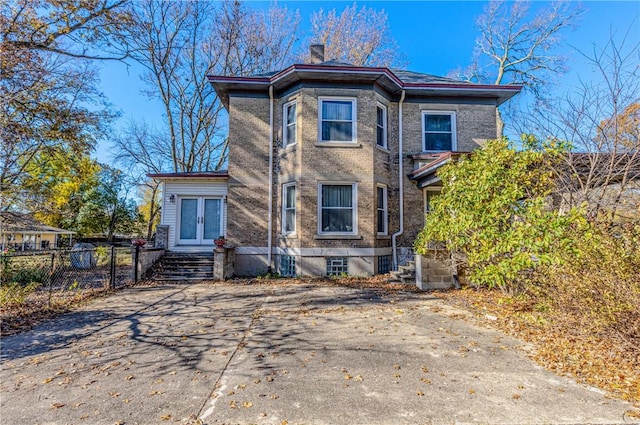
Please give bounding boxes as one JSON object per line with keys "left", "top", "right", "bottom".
{"left": 177, "top": 197, "right": 223, "bottom": 245}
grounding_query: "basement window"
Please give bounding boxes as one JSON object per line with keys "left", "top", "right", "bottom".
{"left": 280, "top": 255, "right": 296, "bottom": 277}
{"left": 326, "top": 257, "right": 348, "bottom": 276}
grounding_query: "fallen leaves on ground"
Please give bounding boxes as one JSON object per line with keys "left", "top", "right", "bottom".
{"left": 433, "top": 287, "right": 640, "bottom": 405}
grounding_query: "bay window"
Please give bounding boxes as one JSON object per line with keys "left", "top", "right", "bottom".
{"left": 319, "top": 97, "right": 356, "bottom": 143}
{"left": 283, "top": 101, "right": 297, "bottom": 146}
{"left": 282, "top": 183, "right": 296, "bottom": 234}
{"left": 376, "top": 103, "right": 387, "bottom": 148}
{"left": 319, "top": 183, "right": 357, "bottom": 234}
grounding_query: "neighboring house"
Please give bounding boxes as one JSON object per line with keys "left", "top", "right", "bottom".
{"left": 150, "top": 45, "right": 522, "bottom": 279}
{"left": 0, "top": 212, "right": 75, "bottom": 250}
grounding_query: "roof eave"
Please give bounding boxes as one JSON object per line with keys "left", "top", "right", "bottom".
{"left": 147, "top": 172, "right": 230, "bottom": 182}
{"left": 207, "top": 65, "right": 523, "bottom": 105}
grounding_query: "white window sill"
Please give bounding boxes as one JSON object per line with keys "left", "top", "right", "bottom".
{"left": 279, "top": 234, "right": 298, "bottom": 239}
{"left": 314, "top": 234, "right": 362, "bottom": 240}
{"left": 376, "top": 145, "right": 390, "bottom": 153}
{"left": 376, "top": 234, "right": 391, "bottom": 239}
{"left": 315, "top": 142, "right": 362, "bottom": 148}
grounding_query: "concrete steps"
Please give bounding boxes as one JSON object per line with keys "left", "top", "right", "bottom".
{"left": 148, "top": 253, "right": 214, "bottom": 282}
{"left": 388, "top": 260, "right": 416, "bottom": 284}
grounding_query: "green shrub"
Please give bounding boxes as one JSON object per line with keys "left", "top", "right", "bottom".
{"left": 415, "top": 137, "right": 582, "bottom": 291}
{"left": 10, "top": 267, "right": 49, "bottom": 286}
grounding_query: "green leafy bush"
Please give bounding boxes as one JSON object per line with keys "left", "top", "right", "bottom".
{"left": 10, "top": 267, "right": 48, "bottom": 286}
{"left": 414, "top": 137, "right": 584, "bottom": 291}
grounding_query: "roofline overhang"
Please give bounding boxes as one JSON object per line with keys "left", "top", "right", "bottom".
{"left": 1, "top": 229, "right": 76, "bottom": 234}
{"left": 147, "top": 171, "right": 229, "bottom": 182}
{"left": 408, "top": 152, "right": 469, "bottom": 188}
{"left": 208, "top": 64, "right": 522, "bottom": 108}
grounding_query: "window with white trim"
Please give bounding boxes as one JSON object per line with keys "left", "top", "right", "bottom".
{"left": 282, "top": 183, "right": 296, "bottom": 234}
{"left": 319, "top": 183, "right": 357, "bottom": 234}
{"left": 422, "top": 111, "right": 456, "bottom": 151}
{"left": 376, "top": 103, "right": 387, "bottom": 148}
{"left": 319, "top": 97, "right": 356, "bottom": 143}
{"left": 376, "top": 184, "right": 388, "bottom": 235}
{"left": 283, "top": 101, "right": 297, "bottom": 147}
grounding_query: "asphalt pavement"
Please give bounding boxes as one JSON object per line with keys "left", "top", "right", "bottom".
{"left": 0, "top": 281, "right": 636, "bottom": 425}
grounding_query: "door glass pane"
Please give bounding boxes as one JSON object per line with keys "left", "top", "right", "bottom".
{"left": 203, "top": 199, "right": 221, "bottom": 240}
{"left": 180, "top": 199, "right": 198, "bottom": 240}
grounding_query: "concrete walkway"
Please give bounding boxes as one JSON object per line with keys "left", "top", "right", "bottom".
{"left": 0, "top": 282, "right": 635, "bottom": 425}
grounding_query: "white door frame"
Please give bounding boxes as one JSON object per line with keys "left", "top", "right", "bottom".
{"left": 177, "top": 197, "right": 223, "bottom": 245}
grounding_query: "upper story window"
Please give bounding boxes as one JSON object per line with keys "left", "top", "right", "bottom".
{"left": 376, "top": 103, "right": 387, "bottom": 148}
{"left": 318, "top": 97, "right": 357, "bottom": 143}
{"left": 283, "top": 101, "right": 297, "bottom": 147}
{"left": 318, "top": 183, "right": 357, "bottom": 234}
{"left": 282, "top": 183, "right": 296, "bottom": 234}
{"left": 422, "top": 111, "right": 456, "bottom": 151}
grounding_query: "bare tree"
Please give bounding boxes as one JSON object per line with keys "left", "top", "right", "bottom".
{"left": 1, "top": 0, "right": 131, "bottom": 60}
{"left": 301, "top": 3, "right": 406, "bottom": 67}
{"left": 451, "top": 0, "right": 583, "bottom": 136}
{"left": 526, "top": 27, "right": 640, "bottom": 221}
{"left": 118, "top": 0, "right": 299, "bottom": 175}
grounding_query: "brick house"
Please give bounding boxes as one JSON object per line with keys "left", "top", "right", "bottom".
{"left": 150, "top": 45, "right": 521, "bottom": 282}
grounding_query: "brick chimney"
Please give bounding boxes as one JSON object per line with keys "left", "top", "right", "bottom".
{"left": 309, "top": 44, "right": 325, "bottom": 64}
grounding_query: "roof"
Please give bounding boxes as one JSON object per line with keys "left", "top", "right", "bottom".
{"left": 407, "top": 152, "right": 468, "bottom": 189}
{"left": 0, "top": 212, "right": 75, "bottom": 234}
{"left": 208, "top": 61, "right": 522, "bottom": 108}
{"left": 407, "top": 151, "right": 640, "bottom": 189}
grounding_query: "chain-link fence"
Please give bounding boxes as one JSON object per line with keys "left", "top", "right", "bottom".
{"left": 1, "top": 246, "right": 133, "bottom": 334}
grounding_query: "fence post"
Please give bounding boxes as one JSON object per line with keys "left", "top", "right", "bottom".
{"left": 110, "top": 246, "right": 116, "bottom": 289}
{"left": 134, "top": 245, "right": 140, "bottom": 283}
{"left": 48, "top": 252, "right": 56, "bottom": 308}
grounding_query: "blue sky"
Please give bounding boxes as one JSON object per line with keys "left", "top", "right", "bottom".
{"left": 95, "top": 0, "right": 640, "bottom": 164}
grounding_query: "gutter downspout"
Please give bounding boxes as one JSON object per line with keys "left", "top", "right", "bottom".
{"left": 267, "top": 85, "right": 274, "bottom": 272}
{"left": 391, "top": 90, "right": 406, "bottom": 271}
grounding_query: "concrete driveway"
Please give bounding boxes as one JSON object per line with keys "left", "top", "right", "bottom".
{"left": 0, "top": 281, "right": 635, "bottom": 425}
